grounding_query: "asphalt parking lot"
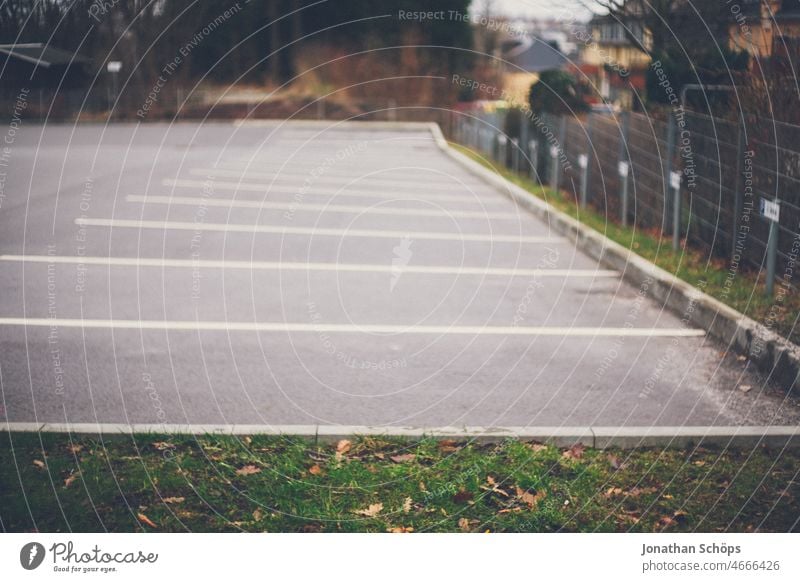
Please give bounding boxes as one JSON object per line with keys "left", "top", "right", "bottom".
{"left": 0, "top": 121, "right": 797, "bottom": 428}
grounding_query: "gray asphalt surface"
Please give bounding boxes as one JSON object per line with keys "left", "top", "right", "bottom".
{"left": 1, "top": 121, "right": 798, "bottom": 427}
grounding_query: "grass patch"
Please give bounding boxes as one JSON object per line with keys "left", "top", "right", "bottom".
{"left": 452, "top": 143, "right": 800, "bottom": 345}
{"left": 2, "top": 433, "right": 799, "bottom": 532}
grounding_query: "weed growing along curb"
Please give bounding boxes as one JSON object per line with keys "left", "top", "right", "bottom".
{"left": 451, "top": 143, "right": 800, "bottom": 346}
{"left": 1, "top": 433, "right": 798, "bottom": 532}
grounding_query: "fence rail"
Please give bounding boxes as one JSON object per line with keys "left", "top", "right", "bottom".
{"left": 448, "top": 107, "right": 800, "bottom": 297}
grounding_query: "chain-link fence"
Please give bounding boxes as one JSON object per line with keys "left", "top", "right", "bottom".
{"left": 449, "top": 107, "right": 800, "bottom": 297}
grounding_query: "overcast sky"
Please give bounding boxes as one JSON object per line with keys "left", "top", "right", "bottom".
{"left": 471, "top": 0, "right": 596, "bottom": 20}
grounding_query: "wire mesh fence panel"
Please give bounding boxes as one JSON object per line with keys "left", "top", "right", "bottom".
{"left": 626, "top": 113, "right": 669, "bottom": 232}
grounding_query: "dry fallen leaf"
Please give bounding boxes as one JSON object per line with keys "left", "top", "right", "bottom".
{"left": 527, "top": 443, "right": 548, "bottom": 453}
{"left": 162, "top": 497, "right": 185, "bottom": 504}
{"left": 32, "top": 460, "right": 45, "bottom": 469}
{"left": 389, "top": 453, "right": 416, "bottom": 463}
{"left": 308, "top": 464, "right": 323, "bottom": 476}
{"left": 458, "top": 517, "right": 471, "bottom": 532}
{"left": 67, "top": 444, "right": 83, "bottom": 454}
{"left": 64, "top": 473, "right": 79, "bottom": 488}
{"left": 515, "top": 486, "right": 546, "bottom": 509}
{"left": 354, "top": 503, "right": 383, "bottom": 517}
{"left": 137, "top": 513, "right": 158, "bottom": 528}
{"left": 438, "top": 439, "right": 459, "bottom": 453}
{"left": 562, "top": 443, "right": 585, "bottom": 460}
{"left": 604, "top": 487, "right": 624, "bottom": 497}
{"left": 236, "top": 465, "right": 261, "bottom": 476}
{"left": 738, "top": 384, "right": 752, "bottom": 393}
{"left": 252, "top": 509, "right": 263, "bottom": 521}
{"left": 336, "top": 440, "right": 351, "bottom": 454}
{"left": 402, "top": 497, "right": 412, "bottom": 513}
{"left": 387, "top": 526, "right": 414, "bottom": 533}
{"left": 152, "top": 441, "right": 175, "bottom": 451}
{"left": 607, "top": 454, "right": 622, "bottom": 470}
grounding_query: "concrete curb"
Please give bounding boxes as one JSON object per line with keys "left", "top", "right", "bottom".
{"left": 3, "top": 422, "right": 799, "bottom": 448}
{"left": 428, "top": 123, "right": 800, "bottom": 394}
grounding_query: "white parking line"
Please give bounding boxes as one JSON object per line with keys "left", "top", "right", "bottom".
{"left": 0, "top": 254, "right": 619, "bottom": 278}
{"left": 163, "top": 178, "right": 504, "bottom": 205}
{"left": 74, "top": 218, "right": 558, "bottom": 244}
{"left": 127, "top": 195, "right": 522, "bottom": 220}
{"left": 188, "top": 168, "right": 487, "bottom": 190}
{"left": 0, "top": 317, "right": 705, "bottom": 337}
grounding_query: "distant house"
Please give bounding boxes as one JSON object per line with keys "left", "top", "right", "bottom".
{"left": 727, "top": 0, "right": 800, "bottom": 58}
{"left": 500, "top": 37, "right": 568, "bottom": 104}
{"left": 0, "top": 43, "right": 91, "bottom": 89}
{"left": 576, "top": 14, "right": 651, "bottom": 109}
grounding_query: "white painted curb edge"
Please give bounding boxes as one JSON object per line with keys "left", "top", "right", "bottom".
{"left": 3, "top": 422, "right": 800, "bottom": 448}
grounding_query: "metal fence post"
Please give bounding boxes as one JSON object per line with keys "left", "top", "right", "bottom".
{"left": 664, "top": 116, "right": 676, "bottom": 235}
{"left": 618, "top": 111, "right": 630, "bottom": 226}
{"left": 550, "top": 116, "right": 567, "bottom": 192}
{"left": 583, "top": 114, "right": 594, "bottom": 207}
{"left": 731, "top": 122, "right": 745, "bottom": 259}
{"left": 672, "top": 171, "right": 682, "bottom": 251}
{"left": 529, "top": 138, "right": 539, "bottom": 183}
{"left": 512, "top": 138, "right": 520, "bottom": 172}
{"left": 766, "top": 217, "right": 779, "bottom": 297}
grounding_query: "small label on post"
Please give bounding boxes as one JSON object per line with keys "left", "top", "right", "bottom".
{"left": 497, "top": 135, "right": 507, "bottom": 146}
{"left": 549, "top": 146, "right": 559, "bottom": 158}
{"left": 760, "top": 198, "right": 780, "bottom": 222}
{"left": 670, "top": 171, "right": 681, "bottom": 190}
{"left": 618, "top": 161, "right": 629, "bottom": 177}
{"left": 578, "top": 154, "right": 588, "bottom": 169}
{"left": 107, "top": 61, "right": 122, "bottom": 73}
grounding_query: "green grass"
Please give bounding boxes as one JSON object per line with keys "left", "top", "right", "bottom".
{"left": 452, "top": 144, "right": 800, "bottom": 345}
{"left": 2, "top": 433, "right": 798, "bottom": 532}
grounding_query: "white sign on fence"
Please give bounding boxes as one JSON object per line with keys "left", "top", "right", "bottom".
{"left": 578, "top": 154, "right": 588, "bottom": 169}
{"left": 760, "top": 198, "right": 780, "bottom": 222}
{"left": 670, "top": 171, "right": 681, "bottom": 190}
{"left": 617, "top": 161, "right": 629, "bottom": 177}
{"left": 549, "top": 146, "right": 559, "bottom": 158}
{"left": 106, "top": 61, "right": 122, "bottom": 73}
{"left": 497, "top": 135, "right": 507, "bottom": 146}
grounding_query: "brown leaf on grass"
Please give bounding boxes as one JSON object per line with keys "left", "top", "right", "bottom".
{"left": 604, "top": 487, "right": 624, "bottom": 497}
{"left": 419, "top": 481, "right": 427, "bottom": 492}
{"left": 152, "top": 441, "right": 175, "bottom": 451}
{"left": 336, "top": 439, "right": 351, "bottom": 454}
{"left": 387, "top": 526, "right": 414, "bottom": 533}
{"left": 453, "top": 490, "right": 473, "bottom": 504}
{"left": 32, "top": 460, "right": 45, "bottom": 469}
{"left": 627, "top": 486, "right": 657, "bottom": 497}
{"left": 527, "top": 442, "right": 548, "bottom": 453}
{"left": 162, "top": 497, "right": 185, "bottom": 504}
{"left": 515, "top": 486, "right": 546, "bottom": 509}
{"left": 562, "top": 443, "right": 585, "bottom": 460}
{"left": 64, "top": 473, "right": 79, "bottom": 488}
{"left": 252, "top": 509, "right": 263, "bottom": 521}
{"left": 354, "top": 503, "right": 383, "bottom": 517}
{"left": 738, "top": 384, "right": 752, "bottom": 393}
{"left": 389, "top": 453, "right": 416, "bottom": 463}
{"left": 458, "top": 517, "right": 471, "bottom": 532}
{"left": 402, "top": 497, "right": 412, "bottom": 513}
{"left": 308, "top": 464, "right": 323, "bottom": 476}
{"left": 67, "top": 444, "right": 83, "bottom": 454}
{"left": 137, "top": 513, "right": 158, "bottom": 528}
{"left": 607, "top": 454, "right": 622, "bottom": 470}
{"left": 480, "top": 476, "right": 510, "bottom": 498}
{"left": 236, "top": 465, "right": 261, "bottom": 476}
{"left": 438, "top": 439, "right": 459, "bottom": 453}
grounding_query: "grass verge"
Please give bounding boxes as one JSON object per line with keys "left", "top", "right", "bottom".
{"left": 2, "top": 433, "right": 798, "bottom": 532}
{"left": 451, "top": 143, "right": 800, "bottom": 345}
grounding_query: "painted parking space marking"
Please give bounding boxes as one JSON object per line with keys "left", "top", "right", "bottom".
{"left": 0, "top": 254, "right": 619, "bottom": 278}
{"left": 0, "top": 317, "right": 705, "bottom": 337}
{"left": 126, "top": 195, "right": 523, "bottom": 220}
{"left": 74, "top": 218, "right": 559, "bottom": 244}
